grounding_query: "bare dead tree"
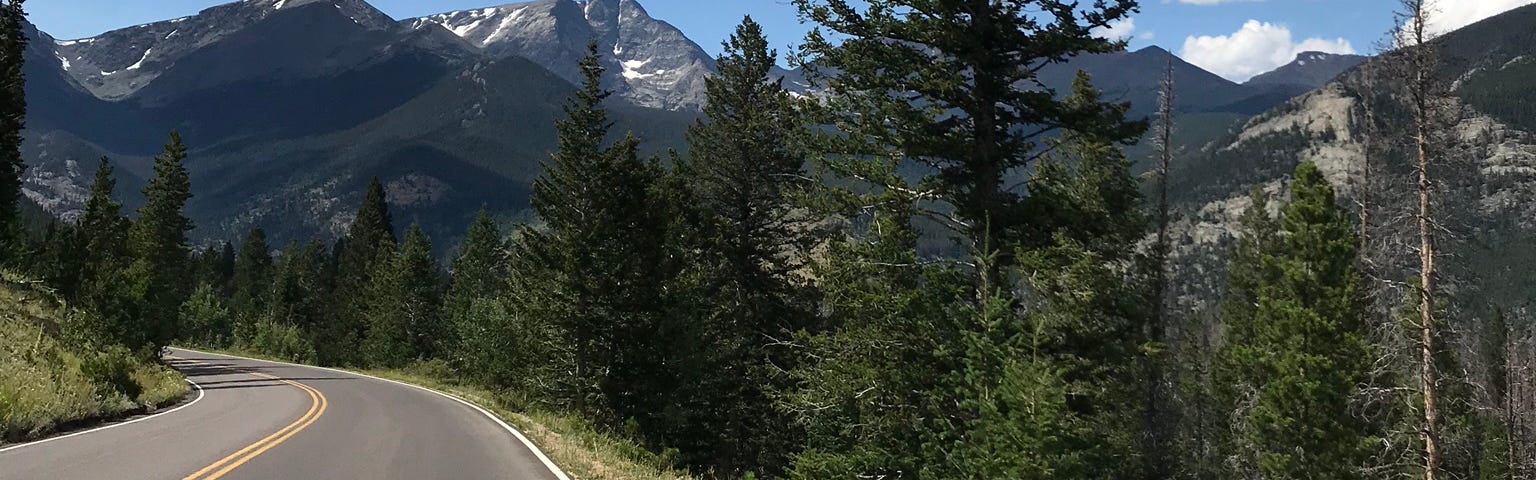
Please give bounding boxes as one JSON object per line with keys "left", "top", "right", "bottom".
{"left": 1394, "top": 1, "right": 1447, "bottom": 478}
{"left": 1146, "top": 57, "right": 1178, "bottom": 480}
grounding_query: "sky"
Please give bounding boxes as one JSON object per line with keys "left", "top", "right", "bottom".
{"left": 29, "top": 0, "right": 1536, "bottom": 83}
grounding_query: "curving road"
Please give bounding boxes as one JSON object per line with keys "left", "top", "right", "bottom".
{"left": 0, "top": 348, "right": 566, "bottom": 480}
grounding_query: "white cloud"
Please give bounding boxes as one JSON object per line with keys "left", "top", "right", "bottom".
{"left": 1092, "top": 17, "right": 1137, "bottom": 40}
{"left": 1180, "top": 20, "right": 1356, "bottom": 82}
{"left": 1425, "top": 0, "right": 1536, "bottom": 35}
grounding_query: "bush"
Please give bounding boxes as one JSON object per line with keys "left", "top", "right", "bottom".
{"left": 180, "top": 284, "right": 233, "bottom": 348}
{"left": 0, "top": 271, "right": 190, "bottom": 442}
{"left": 80, "top": 346, "right": 142, "bottom": 401}
{"left": 249, "top": 321, "right": 317, "bottom": 364}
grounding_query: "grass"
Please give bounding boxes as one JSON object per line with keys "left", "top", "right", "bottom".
{"left": 0, "top": 271, "right": 190, "bottom": 444}
{"left": 205, "top": 348, "right": 696, "bottom": 480}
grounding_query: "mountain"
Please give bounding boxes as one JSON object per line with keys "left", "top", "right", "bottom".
{"left": 22, "top": 0, "right": 696, "bottom": 252}
{"left": 51, "top": 0, "right": 404, "bottom": 102}
{"left": 407, "top": 0, "right": 715, "bottom": 111}
{"left": 1162, "top": 3, "right": 1536, "bottom": 313}
{"left": 1037, "top": 46, "right": 1314, "bottom": 118}
{"left": 16, "top": 0, "right": 1386, "bottom": 254}
{"left": 1246, "top": 51, "right": 1368, "bottom": 90}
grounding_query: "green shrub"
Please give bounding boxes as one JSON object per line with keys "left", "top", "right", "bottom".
{"left": 250, "top": 321, "right": 317, "bottom": 364}
{"left": 0, "top": 271, "right": 189, "bottom": 443}
{"left": 80, "top": 346, "right": 142, "bottom": 400}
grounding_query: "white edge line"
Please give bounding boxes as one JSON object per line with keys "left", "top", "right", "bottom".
{"left": 0, "top": 375, "right": 206, "bottom": 454}
{"left": 173, "top": 347, "right": 572, "bottom": 480}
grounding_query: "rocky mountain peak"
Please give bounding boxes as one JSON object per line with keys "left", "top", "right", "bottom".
{"left": 410, "top": 0, "right": 713, "bottom": 110}
{"left": 1245, "top": 51, "right": 1367, "bottom": 89}
{"left": 48, "top": 0, "right": 406, "bottom": 101}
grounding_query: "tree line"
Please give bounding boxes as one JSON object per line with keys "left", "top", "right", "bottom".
{"left": 2, "top": 0, "right": 1531, "bottom": 478}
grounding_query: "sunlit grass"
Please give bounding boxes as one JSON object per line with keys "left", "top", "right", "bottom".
{"left": 0, "top": 271, "right": 189, "bottom": 443}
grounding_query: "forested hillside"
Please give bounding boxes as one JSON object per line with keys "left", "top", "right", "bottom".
{"left": 5, "top": 0, "right": 1536, "bottom": 479}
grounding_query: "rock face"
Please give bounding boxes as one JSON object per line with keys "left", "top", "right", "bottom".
{"left": 1163, "top": 4, "right": 1536, "bottom": 313}
{"left": 408, "top": 0, "right": 715, "bottom": 111}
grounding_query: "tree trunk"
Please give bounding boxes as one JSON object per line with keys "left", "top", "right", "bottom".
{"left": 1415, "top": 79, "right": 1440, "bottom": 480}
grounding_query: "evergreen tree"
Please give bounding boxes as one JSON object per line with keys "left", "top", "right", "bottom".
{"left": 360, "top": 242, "right": 407, "bottom": 367}
{"left": 1474, "top": 308, "right": 1513, "bottom": 480}
{"left": 326, "top": 178, "right": 395, "bottom": 365}
{"left": 231, "top": 226, "right": 272, "bottom": 344}
{"left": 509, "top": 42, "right": 668, "bottom": 420}
{"left": 125, "top": 131, "right": 195, "bottom": 354}
{"left": 792, "top": 0, "right": 1143, "bottom": 290}
{"left": 180, "top": 283, "right": 232, "bottom": 347}
{"left": 666, "top": 17, "right": 816, "bottom": 473}
{"left": 1010, "top": 76, "right": 1152, "bottom": 478}
{"left": 67, "top": 158, "right": 135, "bottom": 345}
{"left": 397, "top": 224, "right": 443, "bottom": 361}
{"left": 0, "top": 0, "right": 26, "bottom": 259}
{"left": 264, "top": 241, "right": 329, "bottom": 340}
{"left": 445, "top": 209, "right": 507, "bottom": 379}
{"left": 362, "top": 225, "right": 441, "bottom": 367}
{"left": 1218, "top": 162, "right": 1374, "bottom": 479}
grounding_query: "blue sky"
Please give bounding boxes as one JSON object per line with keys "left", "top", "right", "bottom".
{"left": 29, "top": 0, "right": 1536, "bottom": 82}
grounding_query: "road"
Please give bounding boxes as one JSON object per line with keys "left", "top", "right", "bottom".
{"left": 0, "top": 348, "right": 566, "bottom": 480}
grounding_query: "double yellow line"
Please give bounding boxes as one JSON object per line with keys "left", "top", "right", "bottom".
{"left": 181, "top": 368, "right": 328, "bottom": 480}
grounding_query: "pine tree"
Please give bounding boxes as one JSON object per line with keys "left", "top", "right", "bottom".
{"left": 1470, "top": 308, "right": 1513, "bottom": 480}
{"left": 231, "top": 226, "right": 272, "bottom": 344}
{"left": 64, "top": 158, "right": 134, "bottom": 345}
{"left": 361, "top": 225, "right": 441, "bottom": 367}
{"left": 666, "top": 16, "right": 816, "bottom": 473}
{"left": 788, "top": 203, "right": 943, "bottom": 478}
{"left": 445, "top": 209, "right": 507, "bottom": 379}
{"left": 1218, "top": 162, "right": 1374, "bottom": 479}
{"left": 360, "top": 242, "right": 407, "bottom": 367}
{"left": 265, "top": 241, "right": 329, "bottom": 338}
{"left": 326, "top": 178, "right": 395, "bottom": 365}
{"left": 792, "top": 0, "right": 1144, "bottom": 291}
{"left": 397, "top": 224, "right": 443, "bottom": 361}
{"left": 0, "top": 0, "right": 27, "bottom": 260}
{"left": 509, "top": 42, "right": 667, "bottom": 420}
{"left": 125, "top": 131, "right": 195, "bottom": 355}
{"left": 1011, "top": 75, "right": 1152, "bottom": 479}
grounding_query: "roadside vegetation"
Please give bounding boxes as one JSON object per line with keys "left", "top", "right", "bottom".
{"left": 0, "top": 270, "right": 188, "bottom": 444}
{"left": 199, "top": 346, "right": 695, "bottom": 480}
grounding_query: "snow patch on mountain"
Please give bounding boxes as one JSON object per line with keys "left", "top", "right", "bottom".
{"left": 410, "top": 0, "right": 714, "bottom": 111}
{"left": 52, "top": 0, "right": 403, "bottom": 100}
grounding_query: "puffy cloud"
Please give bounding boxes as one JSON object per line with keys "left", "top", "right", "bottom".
{"left": 1092, "top": 17, "right": 1137, "bottom": 40}
{"left": 1426, "top": 0, "right": 1536, "bottom": 35}
{"left": 1180, "top": 20, "right": 1356, "bottom": 82}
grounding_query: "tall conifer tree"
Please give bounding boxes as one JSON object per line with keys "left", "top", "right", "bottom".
{"left": 445, "top": 209, "right": 506, "bottom": 378}
{"left": 509, "top": 42, "right": 667, "bottom": 420}
{"left": 668, "top": 17, "right": 815, "bottom": 473}
{"left": 1218, "top": 162, "right": 1374, "bottom": 478}
{"left": 792, "top": 0, "right": 1143, "bottom": 291}
{"left": 126, "top": 131, "right": 194, "bottom": 354}
{"left": 0, "top": 0, "right": 26, "bottom": 258}
{"left": 231, "top": 226, "right": 272, "bottom": 343}
{"left": 326, "top": 178, "right": 395, "bottom": 365}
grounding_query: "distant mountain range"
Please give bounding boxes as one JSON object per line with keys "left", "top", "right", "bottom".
{"left": 19, "top": 0, "right": 1371, "bottom": 249}
{"left": 1160, "top": 3, "right": 1536, "bottom": 314}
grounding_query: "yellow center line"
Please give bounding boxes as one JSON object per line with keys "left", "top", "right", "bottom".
{"left": 179, "top": 364, "right": 328, "bottom": 480}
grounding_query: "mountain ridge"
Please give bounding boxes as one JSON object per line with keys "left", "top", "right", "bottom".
{"left": 19, "top": 0, "right": 1372, "bottom": 251}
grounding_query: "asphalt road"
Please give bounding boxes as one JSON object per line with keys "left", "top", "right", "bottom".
{"left": 0, "top": 348, "right": 566, "bottom": 480}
